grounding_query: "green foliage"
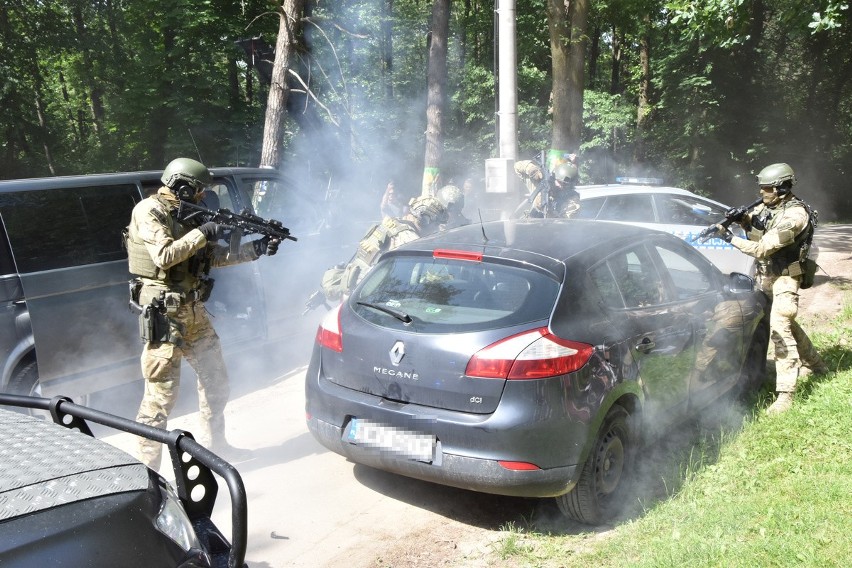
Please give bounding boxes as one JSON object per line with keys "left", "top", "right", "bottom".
{"left": 581, "top": 91, "right": 636, "bottom": 182}
{"left": 1, "top": 0, "right": 851, "bottom": 218}
{"left": 809, "top": 2, "right": 850, "bottom": 33}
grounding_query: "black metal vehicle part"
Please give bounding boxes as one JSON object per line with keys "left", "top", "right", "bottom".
{"left": 0, "top": 394, "right": 248, "bottom": 568}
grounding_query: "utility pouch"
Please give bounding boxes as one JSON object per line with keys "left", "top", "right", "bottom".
{"left": 198, "top": 277, "right": 216, "bottom": 302}
{"left": 800, "top": 258, "right": 818, "bottom": 290}
{"left": 162, "top": 292, "right": 182, "bottom": 315}
{"left": 139, "top": 303, "right": 171, "bottom": 344}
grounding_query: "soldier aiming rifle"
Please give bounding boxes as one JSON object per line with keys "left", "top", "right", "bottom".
{"left": 693, "top": 197, "right": 763, "bottom": 243}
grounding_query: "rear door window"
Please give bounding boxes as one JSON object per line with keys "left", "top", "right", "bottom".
{"left": 590, "top": 245, "right": 664, "bottom": 308}
{"left": 353, "top": 254, "right": 559, "bottom": 333}
{"left": 654, "top": 244, "right": 714, "bottom": 299}
{"left": 0, "top": 184, "right": 140, "bottom": 273}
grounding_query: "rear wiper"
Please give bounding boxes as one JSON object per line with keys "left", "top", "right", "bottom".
{"left": 356, "top": 301, "right": 412, "bottom": 323}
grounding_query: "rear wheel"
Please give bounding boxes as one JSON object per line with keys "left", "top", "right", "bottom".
{"left": 556, "top": 404, "right": 636, "bottom": 524}
{"left": 7, "top": 361, "right": 40, "bottom": 396}
{"left": 5, "top": 362, "right": 89, "bottom": 415}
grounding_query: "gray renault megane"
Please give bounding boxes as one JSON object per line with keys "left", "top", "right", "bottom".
{"left": 305, "top": 218, "right": 768, "bottom": 525}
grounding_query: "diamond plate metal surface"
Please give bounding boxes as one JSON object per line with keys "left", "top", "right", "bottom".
{"left": 0, "top": 409, "right": 150, "bottom": 519}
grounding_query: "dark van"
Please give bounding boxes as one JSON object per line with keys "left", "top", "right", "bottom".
{"left": 0, "top": 167, "right": 347, "bottom": 400}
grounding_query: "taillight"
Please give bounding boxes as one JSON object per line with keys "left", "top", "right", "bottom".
{"left": 465, "top": 327, "right": 593, "bottom": 380}
{"left": 316, "top": 304, "right": 343, "bottom": 352}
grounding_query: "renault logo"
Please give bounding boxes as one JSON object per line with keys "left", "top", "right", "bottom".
{"left": 389, "top": 341, "right": 405, "bottom": 366}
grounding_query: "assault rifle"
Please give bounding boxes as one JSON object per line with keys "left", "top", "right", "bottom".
{"left": 692, "top": 197, "right": 763, "bottom": 243}
{"left": 302, "top": 289, "right": 330, "bottom": 315}
{"left": 176, "top": 201, "right": 297, "bottom": 252}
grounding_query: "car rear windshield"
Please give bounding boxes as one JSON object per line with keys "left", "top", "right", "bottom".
{"left": 352, "top": 254, "right": 560, "bottom": 333}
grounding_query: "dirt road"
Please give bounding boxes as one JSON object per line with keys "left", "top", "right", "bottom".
{"left": 104, "top": 225, "right": 851, "bottom": 568}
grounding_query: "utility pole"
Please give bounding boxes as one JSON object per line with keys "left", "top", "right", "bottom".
{"left": 485, "top": 0, "right": 518, "bottom": 207}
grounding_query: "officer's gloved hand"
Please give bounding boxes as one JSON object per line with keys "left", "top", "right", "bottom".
{"left": 725, "top": 206, "right": 748, "bottom": 223}
{"left": 199, "top": 222, "right": 223, "bottom": 242}
{"left": 713, "top": 224, "right": 733, "bottom": 243}
{"left": 254, "top": 236, "right": 281, "bottom": 257}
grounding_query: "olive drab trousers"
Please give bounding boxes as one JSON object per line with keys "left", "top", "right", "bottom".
{"left": 136, "top": 300, "right": 229, "bottom": 470}
{"left": 758, "top": 273, "right": 823, "bottom": 393}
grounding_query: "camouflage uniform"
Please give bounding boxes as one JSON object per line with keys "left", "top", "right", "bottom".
{"left": 321, "top": 216, "right": 420, "bottom": 302}
{"left": 729, "top": 194, "right": 826, "bottom": 395}
{"left": 127, "top": 187, "right": 260, "bottom": 469}
{"left": 514, "top": 160, "right": 580, "bottom": 218}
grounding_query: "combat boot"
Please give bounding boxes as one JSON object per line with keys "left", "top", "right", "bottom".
{"left": 211, "top": 436, "right": 254, "bottom": 463}
{"left": 810, "top": 362, "right": 830, "bottom": 376}
{"left": 766, "top": 392, "right": 793, "bottom": 414}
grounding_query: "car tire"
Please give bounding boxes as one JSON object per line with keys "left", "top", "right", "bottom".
{"left": 8, "top": 361, "right": 40, "bottom": 396}
{"left": 556, "top": 404, "right": 636, "bottom": 524}
{"left": 736, "top": 317, "right": 770, "bottom": 401}
{"left": 6, "top": 362, "right": 89, "bottom": 414}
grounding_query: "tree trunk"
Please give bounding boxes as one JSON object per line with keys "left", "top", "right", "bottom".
{"left": 589, "top": 24, "right": 600, "bottom": 89}
{"left": 149, "top": 24, "right": 176, "bottom": 166}
{"left": 33, "top": 64, "right": 56, "bottom": 175}
{"left": 71, "top": 1, "right": 105, "bottom": 138}
{"left": 566, "top": 0, "right": 588, "bottom": 149}
{"left": 635, "top": 13, "right": 651, "bottom": 164}
{"left": 547, "top": 0, "right": 570, "bottom": 155}
{"left": 610, "top": 27, "right": 621, "bottom": 95}
{"left": 260, "top": 0, "right": 304, "bottom": 170}
{"left": 548, "top": 0, "right": 588, "bottom": 160}
{"left": 422, "top": 0, "right": 451, "bottom": 196}
{"left": 382, "top": 0, "right": 394, "bottom": 99}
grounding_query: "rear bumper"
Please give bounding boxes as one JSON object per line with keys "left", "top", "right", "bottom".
{"left": 307, "top": 414, "right": 578, "bottom": 498}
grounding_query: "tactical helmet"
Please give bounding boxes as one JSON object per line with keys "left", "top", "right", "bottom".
{"left": 408, "top": 196, "right": 449, "bottom": 227}
{"left": 756, "top": 163, "right": 797, "bottom": 189}
{"left": 553, "top": 162, "right": 579, "bottom": 184}
{"left": 437, "top": 185, "right": 464, "bottom": 211}
{"left": 161, "top": 158, "right": 212, "bottom": 193}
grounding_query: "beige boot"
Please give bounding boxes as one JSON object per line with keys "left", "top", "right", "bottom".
{"left": 767, "top": 392, "right": 793, "bottom": 414}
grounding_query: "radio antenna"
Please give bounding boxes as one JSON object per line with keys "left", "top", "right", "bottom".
{"left": 188, "top": 129, "right": 204, "bottom": 164}
{"left": 478, "top": 209, "right": 489, "bottom": 243}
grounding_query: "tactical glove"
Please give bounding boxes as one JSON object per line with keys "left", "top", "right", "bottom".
{"left": 199, "top": 221, "right": 223, "bottom": 242}
{"left": 724, "top": 206, "right": 748, "bottom": 223}
{"left": 713, "top": 224, "right": 733, "bottom": 242}
{"left": 254, "top": 236, "right": 280, "bottom": 257}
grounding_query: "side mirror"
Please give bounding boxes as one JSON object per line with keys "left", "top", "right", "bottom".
{"left": 725, "top": 271, "right": 754, "bottom": 293}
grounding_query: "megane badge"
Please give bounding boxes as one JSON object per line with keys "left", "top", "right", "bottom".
{"left": 389, "top": 341, "right": 405, "bottom": 366}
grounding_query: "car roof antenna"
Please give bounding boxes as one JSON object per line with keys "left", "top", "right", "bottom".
{"left": 478, "top": 209, "right": 489, "bottom": 243}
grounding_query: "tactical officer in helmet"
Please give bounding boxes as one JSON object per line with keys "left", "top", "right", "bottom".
{"left": 514, "top": 155, "right": 581, "bottom": 218}
{"left": 319, "top": 195, "right": 448, "bottom": 303}
{"left": 436, "top": 184, "right": 471, "bottom": 229}
{"left": 711, "top": 162, "right": 828, "bottom": 413}
{"left": 126, "top": 157, "right": 281, "bottom": 468}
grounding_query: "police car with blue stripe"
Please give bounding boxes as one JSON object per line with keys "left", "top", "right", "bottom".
{"left": 574, "top": 178, "right": 755, "bottom": 276}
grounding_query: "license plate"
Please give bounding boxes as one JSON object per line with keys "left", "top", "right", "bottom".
{"left": 346, "top": 419, "right": 436, "bottom": 462}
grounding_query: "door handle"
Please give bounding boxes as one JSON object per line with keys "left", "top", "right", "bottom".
{"left": 635, "top": 338, "right": 656, "bottom": 352}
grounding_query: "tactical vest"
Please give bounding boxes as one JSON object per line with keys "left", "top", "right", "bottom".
{"left": 766, "top": 197, "right": 816, "bottom": 277}
{"left": 354, "top": 217, "right": 416, "bottom": 267}
{"left": 125, "top": 194, "right": 207, "bottom": 285}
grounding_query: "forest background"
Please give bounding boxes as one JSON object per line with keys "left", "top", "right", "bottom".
{"left": 2, "top": 0, "right": 851, "bottom": 220}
